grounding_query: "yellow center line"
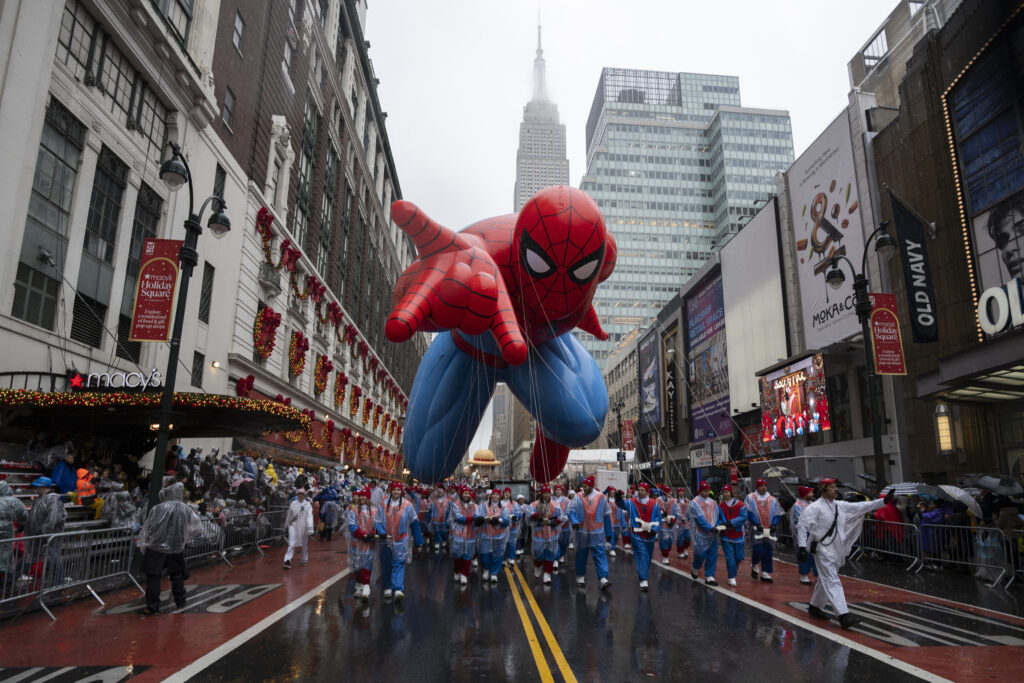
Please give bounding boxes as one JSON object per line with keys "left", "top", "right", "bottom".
{"left": 511, "top": 563, "right": 579, "bottom": 683}
{"left": 504, "top": 566, "right": 555, "bottom": 683}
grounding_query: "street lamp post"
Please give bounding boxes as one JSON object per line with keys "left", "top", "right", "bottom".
{"left": 615, "top": 400, "right": 625, "bottom": 472}
{"left": 825, "top": 222, "right": 897, "bottom": 491}
{"left": 147, "top": 142, "right": 231, "bottom": 512}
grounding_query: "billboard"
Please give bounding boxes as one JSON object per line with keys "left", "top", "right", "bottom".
{"left": 686, "top": 273, "right": 731, "bottom": 442}
{"left": 759, "top": 353, "right": 831, "bottom": 442}
{"left": 721, "top": 198, "right": 788, "bottom": 414}
{"left": 638, "top": 329, "right": 661, "bottom": 429}
{"left": 971, "top": 187, "right": 1024, "bottom": 297}
{"left": 787, "top": 112, "right": 866, "bottom": 349}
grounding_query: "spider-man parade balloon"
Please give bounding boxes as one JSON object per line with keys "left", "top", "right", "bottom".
{"left": 386, "top": 186, "right": 617, "bottom": 483}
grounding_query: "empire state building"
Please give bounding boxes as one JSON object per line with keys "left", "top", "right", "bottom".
{"left": 513, "top": 25, "right": 569, "bottom": 211}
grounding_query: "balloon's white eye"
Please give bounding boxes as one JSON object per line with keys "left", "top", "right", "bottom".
{"left": 572, "top": 259, "right": 598, "bottom": 282}
{"left": 526, "top": 248, "right": 551, "bottom": 275}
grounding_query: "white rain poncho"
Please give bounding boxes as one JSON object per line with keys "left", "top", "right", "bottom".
{"left": 0, "top": 481, "right": 28, "bottom": 574}
{"left": 138, "top": 483, "right": 202, "bottom": 555}
{"left": 25, "top": 491, "right": 67, "bottom": 536}
{"left": 527, "top": 501, "right": 562, "bottom": 561}
{"left": 474, "top": 500, "right": 510, "bottom": 556}
{"left": 686, "top": 496, "right": 721, "bottom": 556}
{"left": 346, "top": 505, "right": 376, "bottom": 571}
{"left": 795, "top": 496, "right": 886, "bottom": 566}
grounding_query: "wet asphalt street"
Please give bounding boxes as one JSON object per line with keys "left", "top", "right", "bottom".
{"left": 191, "top": 547, "right": 926, "bottom": 682}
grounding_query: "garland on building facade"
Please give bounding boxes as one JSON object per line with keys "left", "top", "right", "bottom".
{"left": 252, "top": 307, "right": 282, "bottom": 360}
{"left": 333, "top": 371, "right": 348, "bottom": 408}
{"left": 288, "top": 331, "right": 310, "bottom": 376}
{"left": 313, "top": 355, "right": 333, "bottom": 394}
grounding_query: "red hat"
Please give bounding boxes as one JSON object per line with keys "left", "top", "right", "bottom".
{"left": 698, "top": 481, "right": 712, "bottom": 492}
{"left": 582, "top": 476, "right": 595, "bottom": 488}
{"left": 797, "top": 486, "right": 813, "bottom": 498}
{"left": 491, "top": 489, "right": 502, "bottom": 497}
{"left": 539, "top": 485, "right": 552, "bottom": 495}
{"left": 503, "top": 486, "right": 512, "bottom": 494}
{"left": 818, "top": 477, "right": 838, "bottom": 489}
{"left": 553, "top": 483, "right": 565, "bottom": 491}
{"left": 676, "top": 487, "right": 687, "bottom": 495}
{"left": 721, "top": 484, "right": 733, "bottom": 493}
{"left": 389, "top": 481, "right": 404, "bottom": 492}
{"left": 637, "top": 482, "right": 651, "bottom": 493}
{"left": 756, "top": 478, "right": 768, "bottom": 488}
{"left": 358, "top": 486, "right": 372, "bottom": 499}
{"left": 659, "top": 484, "right": 671, "bottom": 494}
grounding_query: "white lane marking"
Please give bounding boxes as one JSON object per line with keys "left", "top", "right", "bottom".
{"left": 163, "top": 568, "right": 351, "bottom": 683}
{"left": 862, "top": 602, "right": 1024, "bottom": 645}
{"left": 848, "top": 604, "right": 979, "bottom": 646}
{"left": 647, "top": 556, "right": 954, "bottom": 682}
{"left": 916, "top": 601, "right": 1024, "bottom": 633}
{"left": 773, "top": 557, "right": 1024, "bottom": 622}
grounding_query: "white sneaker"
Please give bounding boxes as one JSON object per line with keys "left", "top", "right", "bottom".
{"left": 534, "top": 566, "right": 542, "bottom": 579}
{"left": 682, "top": 551, "right": 689, "bottom": 559}
{"left": 543, "top": 572, "right": 552, "bottom": 585}
{"left": 434, "top": 544, "right": 440, "bottom": 553}
{"left": 553, "top": 560, "right": 559, "bottom": 571}
{"left": 576, "top": 576, "right": 586, "bottom": 587}
{"left": 639, "top": 580, "right": 648, "bottom": 591}
{"left": 459, "top": 574, "right": 468, "bottom": 585}
{"left": 383, "top": 589, "right": 393, "bottom": 600}
{"left": 472, "top": 558, "right": 478, "bottom": 568}
{"left": 394, "top": 591, "right": 404, "bottom": 601}
{"left": 482, "top": 570, "right": 490, "bottom": 581}
{"left": 728, "top": 578, "right": 737, "bottom": 587}
{"left": 363, "top": 584, "right": 372, "bottom": 598}
{"left": 569, "top": 543, "right": 574, "bottom": 550}
{"left": 454, "top": 572, "right": 460, "bottom": 582}
{"left": 599, "top": 577, "right": 611, "bottom": 590}
{"left": 489, "top": 574, "right": 498, "bottom": 584}
{"left": 609, "top": 549, "right": 616, "bottom": 557}
{"left": 662, "top": 557, "right": 670, "bottom": 564}
{"left": 800, "top": 576, "right": 812, "bottom": 585}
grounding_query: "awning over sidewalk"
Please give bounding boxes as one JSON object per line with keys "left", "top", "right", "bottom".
{"left": 0, "top": 389, "right": 307, "bottom": 440}
{"left": 916, "top": 329, "right": 1024, "bottom": 402}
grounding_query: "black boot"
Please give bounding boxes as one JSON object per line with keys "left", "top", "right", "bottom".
{"left": 807, "top": 604, "right": 830, "bottom": 620}
{"left": 838, "top": 612, "right": 862, "bottom": 629}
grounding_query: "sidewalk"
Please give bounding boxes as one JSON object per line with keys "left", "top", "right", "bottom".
{"left": 0, "top": 538, "right": 350, "bottom": 683}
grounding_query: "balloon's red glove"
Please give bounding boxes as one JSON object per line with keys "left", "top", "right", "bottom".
{"left": 386, "top": 201, "right": 528, "bottom": 366}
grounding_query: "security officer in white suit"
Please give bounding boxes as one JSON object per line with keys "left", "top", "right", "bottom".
{"left": 796, "top": 478, "right": 892, "bottom": 629}
{"left": 284, "top": 488, "right": 314, "bottom": 568}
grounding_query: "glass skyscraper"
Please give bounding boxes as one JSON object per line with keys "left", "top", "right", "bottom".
{"left": 580, "top": 68, "right": 794, "bottom": 363}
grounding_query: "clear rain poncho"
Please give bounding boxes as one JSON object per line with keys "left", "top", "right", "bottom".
{"left": 105, "top": 491, "right": 140, "bottom": 531}
{"left": 138, "top": 483, "right": 202, "bottom": 554}
{"left": 25, "top": 491, "right": 67, "bottom": 536}
{"left": 0, "top": 481, "right": 28, "bottom": 573}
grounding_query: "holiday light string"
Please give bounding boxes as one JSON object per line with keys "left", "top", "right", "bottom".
{"left": 288, "top": 331, "right": 309, "bottom": 376}
{"left": 252, "top": 307, "right": 282, "bottom": 360}
{"left": 313, "top": 355, "right": 333, "bottom": 394}
{"left": 333, "top": 372, "right": 348, "bottom": 408}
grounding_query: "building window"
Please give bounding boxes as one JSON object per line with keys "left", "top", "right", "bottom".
{"left": 222, "top": 87, "right": 235, "bottom": 128}
{"left": 83, "top": 146, "right": 129, "bottom": 265}
{"left": 318, "top": 147, "right": 337, "bottom": 274}
{"left": 191, "top": 351, "right": 204, "bottom": 388}
{"left": 295, "top": 90, "right": 319, "bottom": 249}
{"left": 12, "top": 264, "right": 61, "bottom": 331}
{"left": 69, "top": 293, "right": 107, "bottom": 349}
{"left": 12, "top": 99, "right": 84, "bottom": 330}
{"left": 232, "top": 12, "right": 244, "bottom": 52}
{"left": 269, "top": 159, "right": 282, "bottom": 209}
{"left": 284, "top": 40, "right": 293, "bottom": 73}
{"left": 198, "top": 262, "right": 215, "bottom": 324}
{"left": 863, "top": 29, "right": 888, "bottom": 68}
{"left": 158, "top": 0, "right": 193, "bottom": 49}
{"left": 213, "top": 163, "right": 226, "bottom": 200}
{"left": 117, "top": 182, "right": 163, "bottom": 362}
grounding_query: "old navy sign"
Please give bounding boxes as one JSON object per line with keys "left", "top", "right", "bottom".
{"left": 889, "top": 191, "right": 939, "bottom": 343}
{"left": 977, "top": 277, "right": 1024, "bottom": 336}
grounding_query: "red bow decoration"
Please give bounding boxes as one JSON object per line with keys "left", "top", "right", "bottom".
{"left": 275, "top": 394, "right": 292, "bottom": 406}
{"left": 235, "top": 374, "right": 255, "bottom": 397}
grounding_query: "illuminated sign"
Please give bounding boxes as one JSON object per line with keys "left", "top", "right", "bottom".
{"left": 759, "top": 354, "right": 831, "bottom": 442}
{"left": 69, "top": 368, "right": 162, "bottom": 390}
{"left": 977, "top": 277, "right": 1024, "bottom": 335}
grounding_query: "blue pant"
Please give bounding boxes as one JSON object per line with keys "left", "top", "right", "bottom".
{"left": 505, "top": 530, "right": 519, "bottom": 560}
{"left": 692, "top": 543, "right": 718, "bottom": 578}
{"left": 676, "top": 529, "right": 691, "bottom": 550}
{"left": 575, "top": 544, "right": 609, "bottom": 580}
{"left": 379, "top": 545, "right": 405, "bottom": 591}
{"left": 481, "top": 552, "right": 503, "bottom": 576}
{"left": 403, "top": 331, "right": 607, "bottom": 481}
{"left": 631, "top": 536, "right": 655, "bottom": 581}
{"left": 721, "top": 540, "right": 745, "bottom": 579}
{"left": 751, "top": 541, "right": 774, "bottom": 573}
{"left": 798, "top": 551, "right": 818, "bottom": 577}
{"left": 557, "top": 528, "right": 571, "bottom": 560}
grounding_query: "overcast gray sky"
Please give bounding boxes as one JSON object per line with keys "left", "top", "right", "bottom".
{"left": 364, "top": 0, "right": 902, "bottom": 458}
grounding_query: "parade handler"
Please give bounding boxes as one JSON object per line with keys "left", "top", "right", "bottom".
{"left": 620, "top": 482, "right": 661, "bottom": 591}
{"left": 568, "top": 476, "right": 613, "bottom": 589}
{"left": 745, "top": 478, "right": 783, "bottom": 582}
{"left": 796, "top": 478, "right": 893, "bottom": 629}
{"left": 283, "top": 488, "right": 314, "bottom": 568}
{"left": 376, "top": 481, "right": 425, "bottom": 601}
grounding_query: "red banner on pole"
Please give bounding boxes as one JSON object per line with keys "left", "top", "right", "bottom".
{"left": 129, "top": 239, "right": 182, "bottom": 342}
{"left": 869, "top": 293, "right": 907, "bottom": 376}
{"left": 621, "top": 419, "right": 635, "bottom": 450}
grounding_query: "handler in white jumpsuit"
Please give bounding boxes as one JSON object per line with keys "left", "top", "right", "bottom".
{"left": 284, "top": 488, "right": 314, "bottom": 568}
{"left": 795, "top": 478, "right": 892, "bottom": 629}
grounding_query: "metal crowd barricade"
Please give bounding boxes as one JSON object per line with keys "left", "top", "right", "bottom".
{"left": 258, "top": 509, "right": 288, "bottom": 546}
{"left": 223, "top": 513, "right": 264, "bottom": 557}
{"left": 184, "top": 518, "right": 230, "bottom": 568}
{"left": 1007, "top": 530, "right": 1024, "bottom": 589}
{"left": 0, "top": 534, "right": 50, "bottom": 615}
{"left": 775, "top": 516, "right": 793, "bottom": 547}
{"left": 37, "top": 526, "right": 143, "bottom": 621}
{"left": 918, "top": 523, "right": 1009, "bottom": 587}
{"left": 849, "top": 518, "right": 922, "bottom": 570}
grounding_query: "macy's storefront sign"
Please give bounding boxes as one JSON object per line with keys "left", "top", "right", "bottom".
{"left": 69, "top": 368, "right": 162, "bottom": 390}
